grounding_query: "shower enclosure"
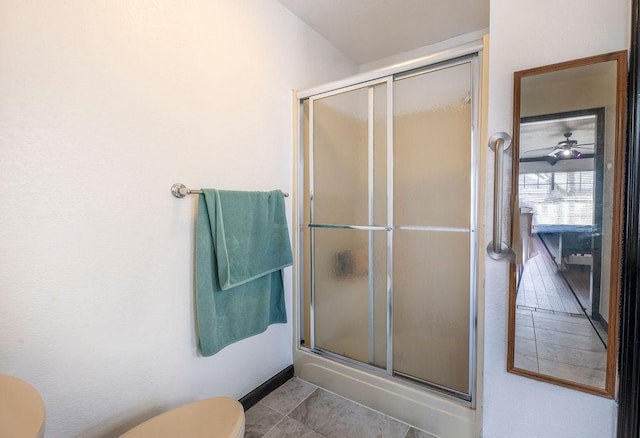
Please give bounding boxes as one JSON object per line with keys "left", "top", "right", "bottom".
{"left": 295, "top": 49, "right": 481, "bottom": 409}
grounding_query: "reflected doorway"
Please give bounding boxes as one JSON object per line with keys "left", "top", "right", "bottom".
{"left": 514, "top": 109, "right": 608, "bottom": 388}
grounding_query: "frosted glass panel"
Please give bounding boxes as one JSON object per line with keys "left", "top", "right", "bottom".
{"left": 393, "top": 230, "right": 470, "bottom": 393}
{"left": 313, "top": 228, "right": 387, "bottom": 368}
{"left": 373, "top": 84, "right": 388, "bottom": 226}
{"left": 394, "top": 63, "right": 472, "bottom": 228}
{"left": 313, "top": 89, "right": 369, "bottom": 225}
{"left": 373, "top": 226, "right": 388, "bottom": 368}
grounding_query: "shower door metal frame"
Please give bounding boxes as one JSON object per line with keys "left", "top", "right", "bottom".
{"left": 306, "top": 76, "right": 392, "bottom": 363}
{"left": 296, "top": 46, "right": 481, "bottom": 406}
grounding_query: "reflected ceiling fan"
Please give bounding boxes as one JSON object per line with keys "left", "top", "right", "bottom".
{"left": 523, "top": 132, "right": 594, "bottom": 165}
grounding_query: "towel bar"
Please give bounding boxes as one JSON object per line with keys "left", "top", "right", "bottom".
{"left": 171, "top": 183, "right": 289, "bottom": 198}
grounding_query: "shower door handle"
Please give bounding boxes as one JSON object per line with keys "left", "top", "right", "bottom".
{"left": 487, "top": 132, "right": 512, "bottom": 260}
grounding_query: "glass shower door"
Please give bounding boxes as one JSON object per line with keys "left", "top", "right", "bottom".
{"left": 392, "top": 62, "right": 475, "bottom": 396}
{"left": 301, "top": 55, "right": 478, "bottom": 401}
{"left": 309, "top": 81, "right": 389, "bottom": 368}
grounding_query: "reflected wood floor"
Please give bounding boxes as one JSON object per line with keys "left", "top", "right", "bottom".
{"left": 245, "top": 378, "right": 435, "bottom": 438}
{"left": 516, "top": 236, "right": 582, "bottom": 314}
{"left": 562, "top": 266, "right": 591, "bottom": 313}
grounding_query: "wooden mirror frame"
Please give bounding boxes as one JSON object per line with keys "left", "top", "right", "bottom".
{"left": 507, "top": 51, "right": 628, "bottom": 398}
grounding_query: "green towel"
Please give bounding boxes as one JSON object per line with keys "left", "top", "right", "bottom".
{"left": 196, "top": 189, "right": 292, "bottom": 356}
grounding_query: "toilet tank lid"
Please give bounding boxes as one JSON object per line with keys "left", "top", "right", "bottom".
{"left": 0, "top": 375, "right": 46, "bottom": 438}
{"left": 121, "top": 397, "right": 244, "bottom": 438}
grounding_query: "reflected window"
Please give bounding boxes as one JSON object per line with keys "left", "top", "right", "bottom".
{"left": 519, "top": 170, "right": 595, "bottom": 227}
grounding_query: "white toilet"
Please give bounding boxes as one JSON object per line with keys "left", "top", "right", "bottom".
{"left": 121, "top": 397, "right": 245, "bottom": 438}
{"left": 0, "top": 375, "right": 46, "bottom": 438}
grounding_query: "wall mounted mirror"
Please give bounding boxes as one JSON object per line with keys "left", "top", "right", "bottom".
{"left": 508, "top": 51, "right": 627, "bottom": 397}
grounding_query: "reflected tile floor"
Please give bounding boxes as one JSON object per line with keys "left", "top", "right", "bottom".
{"left": 245, "top": 378, "right": 435, "bottom": 438}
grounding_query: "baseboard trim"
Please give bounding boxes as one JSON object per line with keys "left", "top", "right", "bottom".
{"left": 239, "top": 365, "right": 294, "bottom": 411}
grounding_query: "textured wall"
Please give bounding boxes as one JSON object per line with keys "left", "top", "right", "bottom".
{"left": 0, "top": 1, "right": 356, "bottom": 437}
{"left": 483, "top": 0, "right": 629, "bottom": 436}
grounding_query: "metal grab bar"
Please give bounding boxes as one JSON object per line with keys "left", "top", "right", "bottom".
{"left": 487, "top": 132, "right": 512, "bottom": 260}
{"left": 171, "top": 183, "right": 289, "bottom": 198}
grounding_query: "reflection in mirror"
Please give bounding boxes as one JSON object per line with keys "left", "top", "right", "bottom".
{"left": 508, "top": 51, "right": 627, "bottom": 397}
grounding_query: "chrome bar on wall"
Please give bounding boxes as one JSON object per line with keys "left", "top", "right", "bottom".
{"left": 487, "top": 132, "right": 512, "bottom": 260}
{"left": 171, "top": 183, "right": 289, "bottom": 198}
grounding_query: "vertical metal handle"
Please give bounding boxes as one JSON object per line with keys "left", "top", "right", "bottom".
{"left": 487, "top": 132, "right": 512, "bottom": 260}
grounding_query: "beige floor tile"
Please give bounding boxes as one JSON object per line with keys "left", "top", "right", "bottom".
{"left": 261, "top": 378, "right": 317, "bottom": 415}
{"left": 538, "top": 358, "right": 606, "bottom": 388}
{"left": 516, "top": 312, "right": 534, "bottom": 327}
{"left": 263, "top": 416, "right": 325, "bottom": 438}
{"left": 533, "top": 315, "right": 599, "bottom": 338}
{"left": 288, "top": 388, "right": 409, "bottom": 438}
{"left": 515, "top": 337, "right": 537, "bottom": 357}
{"left": 531, "top": 311, "right": 594, "bottom": 329}
{"left": 244, "top": 403, "right": 284, "bottom": 438}
{"left": 515, "top": 324, "right": 535, "bottom": 340}
{"left": 406, "top": 427, "right": 438, "bottom": 438}
{"left": 536, "top": 341, "right": 606, "bottom": 370}
{"left": 534, "top": 327, "right": 604, "bottom": 352}
{"left": 514, "top": 354, "right": 539, "bottom": 373}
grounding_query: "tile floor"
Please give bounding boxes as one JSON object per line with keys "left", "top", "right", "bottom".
{"left": 514, "top": 308, "right": 607, "bottom": 388}
{"left": 513, "top": 232, "right": 609, "bottom": 389}
{"left": 244, "top": 377, "right": 435, "bottom": 438}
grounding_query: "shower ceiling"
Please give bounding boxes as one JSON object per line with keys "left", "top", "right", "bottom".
{"left": 277, "top": 0, "right": 489, "bottom": 64}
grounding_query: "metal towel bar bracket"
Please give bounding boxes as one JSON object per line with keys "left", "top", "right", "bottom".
{"left": 487, "top": 132, "right": 512, "bottom": 260}
{"left": 171, "top": 183, "right": 289, "bottom": 198}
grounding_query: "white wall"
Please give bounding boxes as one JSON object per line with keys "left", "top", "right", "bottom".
{"left": 0, "top": 1, "right": 356, "bottom": 437}
{"left": 483, "top": 0, "right": 629, "bottom": 437}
